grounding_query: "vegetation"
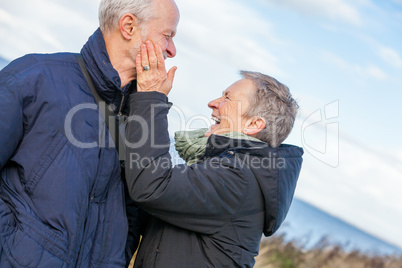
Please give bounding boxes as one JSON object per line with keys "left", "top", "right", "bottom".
{"left": 255, "top": 235, "right": 402, "bottom": 268}
{"left": 129, "top": 234, "right": 402, "bottom": 267}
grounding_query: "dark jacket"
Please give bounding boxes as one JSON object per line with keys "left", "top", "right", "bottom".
{"left": 0, "top": 28, "right": 136, "bottom": 267}
{"left": 125, "top": 92, "right": 303, "bottom": 268}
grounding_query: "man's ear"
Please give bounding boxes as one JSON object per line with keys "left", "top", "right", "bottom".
{"left": 244, "top": 116, "right": 266, "bottom": 136}
{"left": 119, "top": 13, "right": 139, "bottom": 40}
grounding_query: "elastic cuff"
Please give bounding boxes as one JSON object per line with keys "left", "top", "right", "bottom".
{"left": 129, "top": 91, "right": 168, "bottom": 105}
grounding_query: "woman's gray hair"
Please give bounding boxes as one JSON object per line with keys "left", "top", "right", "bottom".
{"left": 99, "top": 0, "right": 155, "bottom": 34}
{"left": 241, "top": 70, "right": 299, "bottom": 148}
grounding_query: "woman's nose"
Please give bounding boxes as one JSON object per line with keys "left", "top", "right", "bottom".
{"left": 208, "top": 98, "right": 220, "bottom": 109}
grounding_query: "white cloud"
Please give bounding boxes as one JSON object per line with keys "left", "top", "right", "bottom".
{"left": 296, "top": 116, "right": 402, "bottom": 248}
{"left": 379, "top": 47, "right": 402, "bottom": 68}
{"left": 175, "top": 0, "right": 284, "bottom": 77}
{"left": 0, "top": 9, "right": 12, "bottom": 24}
{"left": 262, "top": 0, "right": 363, "bottom": 26}
{"left": 365, "top": 65, "right": 387, "bottom": 79}
{"left": 289, "top": 95, "right": 402, "bottom": 248}
{"left": 322, "top": 51, "right": 387, "bottom": 80}
{"left": 0, "top": 0, "right": 99, "bottom": 60}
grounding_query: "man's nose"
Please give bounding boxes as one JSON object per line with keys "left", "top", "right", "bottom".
{"left": 166, "top": 39, "right": 177, "bottom": 58}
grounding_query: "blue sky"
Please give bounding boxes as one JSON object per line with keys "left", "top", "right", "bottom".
{"left": 1, "top": 0, "right": 401, "bottom": 249}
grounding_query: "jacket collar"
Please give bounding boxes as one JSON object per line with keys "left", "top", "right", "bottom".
{"left": 204, "top": 135, "right": 267, "bottom": 157}
{"left": 204, "top": 134, "right": 304, "bottom": 158}
{"left": 81, "top": 28, "right": 134, "bottom": 115}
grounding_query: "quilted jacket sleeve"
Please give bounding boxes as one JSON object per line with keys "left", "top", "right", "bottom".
{"left": 0, "top": 67, "right": 24, "bottom": 234}
{"left": 125, "top": 92, "right": 247, "bottom": 234}
{"left": 0, "top": 69, "right": 24, "bottom": 170}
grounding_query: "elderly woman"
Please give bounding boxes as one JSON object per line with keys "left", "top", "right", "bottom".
{"left": 125, "top": 41, "right": 303, "bottom": 268}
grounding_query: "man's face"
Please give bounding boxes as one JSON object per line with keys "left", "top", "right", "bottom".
{"left": 138, "top": 0, "right": 180, "bottom": 59}
{"left": 205, "top": 79, "right": 257, "bottom": 137}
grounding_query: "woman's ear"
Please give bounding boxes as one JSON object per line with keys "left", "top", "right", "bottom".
{"left": 243, "top": 116, "right": 266, "bottom": 136}
{"left": 119, "top": 13, "right": 138, "bottom": 40}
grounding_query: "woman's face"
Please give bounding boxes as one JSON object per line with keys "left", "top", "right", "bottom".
{"left": 205, "top": 79, "right": 256, "bottom": 137}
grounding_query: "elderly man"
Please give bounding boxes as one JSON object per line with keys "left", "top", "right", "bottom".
{"left": 125, "top": 43, "right": 303, "bottom": 267}
{"left": 0, "top": 0, "right": 179, "bottom": 267}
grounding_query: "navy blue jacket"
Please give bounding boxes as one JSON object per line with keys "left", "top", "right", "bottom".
{"left": 0, "top": 29, "right": 134, "bottom": 267}
{"left": 125, "top": 92, "right": 303, "bottom": 268}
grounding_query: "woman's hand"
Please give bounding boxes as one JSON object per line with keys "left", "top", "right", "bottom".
{"left": 136, "top": 40, "right": 177, "bottom": 96}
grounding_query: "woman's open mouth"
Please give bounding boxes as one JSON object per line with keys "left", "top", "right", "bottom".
{"left": 211, "top": 116, "right": 221, "bottom": 124}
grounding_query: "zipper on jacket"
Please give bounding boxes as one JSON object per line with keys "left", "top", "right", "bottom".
{"left": 153, "top": 227, "right": 165, "bottom": 268}
{"left": 117, "top": 93, "right": 126, "bottom": 117}
{"left": 75, "top": 149, "right": 103, "bottom": 266}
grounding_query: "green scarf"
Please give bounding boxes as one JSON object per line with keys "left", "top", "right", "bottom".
{"left": 174, "top": 128, "right": 261, "bottom": 165}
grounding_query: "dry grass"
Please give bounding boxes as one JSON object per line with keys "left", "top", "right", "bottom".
{"left": 255, "top": 235, "right": 402, "bottom": 268}
{"left": 128, "top": 234, "right": 402, "bottom": 267}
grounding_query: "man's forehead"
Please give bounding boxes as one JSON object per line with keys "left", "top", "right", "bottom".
{"left": 153, "top": 0, "right": 180, "bottom": 18}
{"left": 150, "top": 1, "right": 179, "bottom": 29}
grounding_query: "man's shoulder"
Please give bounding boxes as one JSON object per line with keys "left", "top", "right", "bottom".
{"left": 0, "top": 52, "right": 85, "bottom": 102}
{"left": 2, "top": 53, "right": 77, "bottom": 75}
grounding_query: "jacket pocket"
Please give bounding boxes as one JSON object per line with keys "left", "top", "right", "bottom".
{"left": 2, "top": 211, "right": 68, "bottom": 267}
{"left": 25, "top": 131, "right": 67, "bottom": 195}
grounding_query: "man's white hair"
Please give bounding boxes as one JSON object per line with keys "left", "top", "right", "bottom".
{"left": 99, "top": 0, "right": 155, "bottom": 34}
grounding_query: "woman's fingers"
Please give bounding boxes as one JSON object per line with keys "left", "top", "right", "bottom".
{"left": 167, "top": 66, "right": 177, "bottom": 84}
{"left": 136, "top": 40, "right": 176, "bottom": 95}
{"left": 146, "top": 41, "right": 158, "bottom": 70}
{"left": 164, "top": 66, "right": 177, "bottom": 95}
{"left": 156, "top": 45, "right": 166, "bottom": 75}
{"left": 136, "top": 53, "right": 143, "bottom": 77}
{"left": 156, "top": 44, "right": 176, "bottom": 86}
{"left": 140, "top": 44, "right": 149, "bottom": 70}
